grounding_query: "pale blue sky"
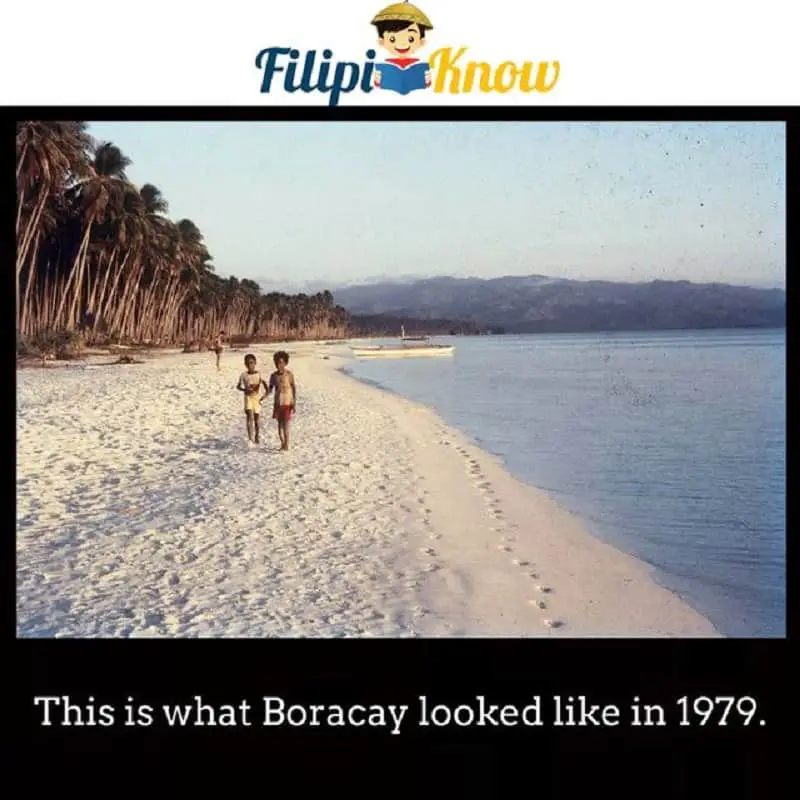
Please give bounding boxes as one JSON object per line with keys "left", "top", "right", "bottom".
{"left": 87, "top": 122, "right": 785, "bottom": 289}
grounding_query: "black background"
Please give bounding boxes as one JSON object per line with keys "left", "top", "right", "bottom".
{"left": 15, "top": 638, "right": 784, "bottom": 787}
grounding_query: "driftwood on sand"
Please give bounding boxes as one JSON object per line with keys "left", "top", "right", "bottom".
{"left": 109, "top": 355, "right": 143, "bottom": 365}
{"left": 17, "top": 353, "right": 145, "bottom": 369}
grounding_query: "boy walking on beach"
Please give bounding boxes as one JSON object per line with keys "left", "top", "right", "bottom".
{"left": 236, "top": 354, "right": 268, "bottom": 445}
{"left": 267, "top": 351, "right": 296, "bottom": 451}
{"left": 213, "top": 331, "right": 225, "bottom": 371}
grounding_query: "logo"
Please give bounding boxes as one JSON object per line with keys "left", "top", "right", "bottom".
{"left": 371, "top": 2, "right": 433, "bottom": 96}
{"left": 255, "top": 1, "right": 560, "bottom": 106}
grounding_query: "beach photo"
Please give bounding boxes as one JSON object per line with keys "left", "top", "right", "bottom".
{"left": 16, "top": 121, "right": 785, "bottom": 638}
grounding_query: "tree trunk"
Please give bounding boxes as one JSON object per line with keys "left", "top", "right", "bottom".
{"left": 97, "top": 248, "right": 132, "bottom": 328}
{"left": 137, "top": 268, "right": 166, "bottom": 338}
{"left": 16, "top": 187, "right": 49, "bottom": 316}
{"left": 54, "top": 220, "right": 93, "bottom": 328}
{"left": 19, "top": 232, "right": 42, "bottom": 337}
{"left": 16, "top": 185, "right": 48, "bottom": 270}
{"left": 87, "top": 247, "right": 114, "bottom": 336}
{"left": 67, "top": 222, "right": 96, "bottom": 327}
{"left": 111, "top": 260, "right": 144, "bottom": 337}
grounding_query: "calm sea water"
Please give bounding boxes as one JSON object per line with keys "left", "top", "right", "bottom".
{"left": 345, "top": 329, "right": 785, "bottom": 637}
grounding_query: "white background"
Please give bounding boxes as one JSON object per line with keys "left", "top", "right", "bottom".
{"left": 2, "top": 0, "right": 798, "bottom": 105}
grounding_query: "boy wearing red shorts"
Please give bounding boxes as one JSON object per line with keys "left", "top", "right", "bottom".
{"left": 267, "top": 350, "right": 297, "bottom": 451}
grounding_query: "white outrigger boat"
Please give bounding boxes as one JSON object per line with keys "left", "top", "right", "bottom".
{"left": 350, "top": 343, "right": 455, "bottom": 359}
{"left": 350, "top": 324, "right": 455, "bottom": 359}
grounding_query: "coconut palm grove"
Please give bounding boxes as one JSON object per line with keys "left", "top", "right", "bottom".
{"left": 16, "top": 121, "right": 353, "bottom": 356}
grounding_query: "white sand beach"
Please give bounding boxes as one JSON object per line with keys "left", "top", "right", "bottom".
{"left": 16, "top": 344, "right": 719, "bottom": 637}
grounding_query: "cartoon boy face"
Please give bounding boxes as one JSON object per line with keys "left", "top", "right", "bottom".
{"left": 377, "top": 22, "right": 426, "bottom": 57}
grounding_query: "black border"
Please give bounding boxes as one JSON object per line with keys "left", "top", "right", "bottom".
{"left": 9, "top": 109, "right": 791, "bottom": 779}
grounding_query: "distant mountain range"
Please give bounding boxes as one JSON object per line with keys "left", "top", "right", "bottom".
{"left": 253, "top": 273, "right": 432, "bottom": 295}
{"left": 333, "top": 275, "right": 785, "bottom": 334}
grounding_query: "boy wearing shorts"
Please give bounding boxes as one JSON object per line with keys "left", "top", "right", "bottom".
{"left": 267, "top": 350, "right": 297, "bottom": 451}
{"left": 236, "top": 353, "right": 268, "bottom": 444}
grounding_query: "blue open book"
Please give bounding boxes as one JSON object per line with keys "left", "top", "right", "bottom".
{"left": 375, "top": 61, "right": 429, "bottom": 95}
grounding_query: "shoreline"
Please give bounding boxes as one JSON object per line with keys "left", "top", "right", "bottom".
{"left": 333, "top": 351, "right": 719, "bottom": 637}
{"left": 340, "top": 357, "right": 720, "bottom": 632}
{"left": 16, "top": 344, "right": 719, "bottom": 637}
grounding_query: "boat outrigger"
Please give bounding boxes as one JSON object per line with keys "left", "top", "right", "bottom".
{"left": 350, "top": 343, "right": 455, "bottom": 359}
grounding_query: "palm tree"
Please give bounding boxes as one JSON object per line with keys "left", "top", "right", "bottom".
{"left": 117, "top": 184, "right": 170, "bottom": 340}
{"left": 16, "top": 120, "right": 357, "bottom": 352}
{"left": 16, "top": 121, "right": 92, "bottom": 327}
{"left": 53, "top": 141, "right": 132, "bottom": 330}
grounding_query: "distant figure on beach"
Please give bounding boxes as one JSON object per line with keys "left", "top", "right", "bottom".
{"left": 267, "top": 351, "right": 297, "bottom": 452}
{"left": 213, "top": 331, "right": 225, "bottom": 371}
{"left": 236, "top": 354, "right": 268, "bottom": 445}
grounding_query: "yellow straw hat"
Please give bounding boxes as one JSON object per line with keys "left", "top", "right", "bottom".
{"left": 371, "top": 2, "right": 434, "bottom": 29}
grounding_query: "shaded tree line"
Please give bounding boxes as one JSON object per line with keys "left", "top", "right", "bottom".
{"left": 16, "top": 121, "right": 352, "bottom": 353}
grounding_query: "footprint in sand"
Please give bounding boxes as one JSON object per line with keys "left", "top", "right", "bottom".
{"left": 498, "top": 544, "right": 512, "bottom": 552}
{"left": 420, "top": 546, "right": 437, "bottom": 556}
{"left": 511, "top": 559, "right": 530, "bottom": 567}
{"left": 543, "top": 619, "right": 564, "bottom": 629}
{"left": 423, "top": 563, "right": 441, "bottom": 573}
{"left": 534, "top": 585, "right": 553, "bottom": 594}
{"left": 529, "top": 599, "right": 547, "bottom": 609}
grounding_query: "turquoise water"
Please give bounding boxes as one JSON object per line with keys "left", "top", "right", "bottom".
{"left": 345, "top": 329, "right": 786, "bottom": 637}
